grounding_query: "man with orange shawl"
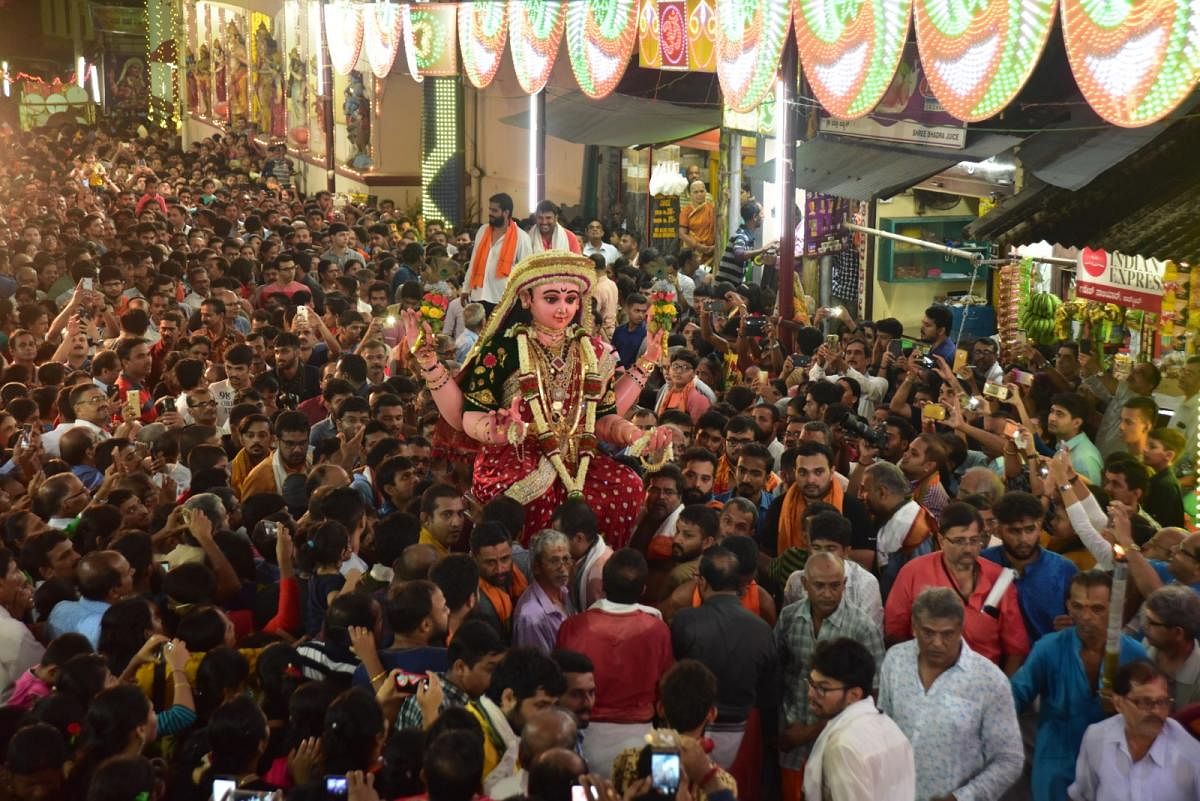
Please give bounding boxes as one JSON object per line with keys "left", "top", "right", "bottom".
{"left": 468, "top": 193, "right": 534, "bottom": 312}
{"left": 764, "top": 442, "right": 876, "bottom": 582}
{"left": 471, "top": 521, "right": 529, "bottom": 638}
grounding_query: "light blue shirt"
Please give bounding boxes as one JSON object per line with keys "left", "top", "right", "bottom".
{"left": 1011, "top": 627, "right": 1147, "bottom": 801}
{"left": 46, "top": 598, "right": 110, "bottom": 648}
{"left": 879, "top": 639, "right": 1023, "bottom": 801}
{"left": 1069, "top": 714, "right": 1200, "bottom": 801}
{"left": 1064, "top": 433, "right": 1103, "bottom": 486}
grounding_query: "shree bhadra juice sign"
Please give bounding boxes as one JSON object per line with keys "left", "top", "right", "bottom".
{"left": 1076, "top": 247, "right": 1166, "bottom": 312}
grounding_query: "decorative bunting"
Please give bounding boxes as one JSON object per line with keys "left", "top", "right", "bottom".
{"left": 1061, "top": 0, "right": 1200, "bottom": 127}
{"left": 509, "top": 0, "right": 566, "bottom": 93}
{"left": 915, "top": 0, "right": 1056, "bottom": 122}
{"left": 409, "top": 4, "right": 458, "bottom": 77}
{"left": 715, "top": 0, "right": 791, "bottom": 112}
{"left": 659, "top": 0, "right": 689, "bottom": 69}
{"left": 639, "top": 0, "right": 662, "bottom": 67}
{"left": 687, "top": 0, "right": 717, "bottom": 70}
{"left": 325, "top": 2, "right": 363, "bottom": 76}
{"left": 459, "top": 0, "right": 508, "bottom": 88}
{"left": 364, "top": 0, "right": 403, "bottom": 79}
{"left": 566, "top": 0, "right": 640, "bottom": 98}
{"left": 794, "top": 0, "right": 913, "bottom": 120}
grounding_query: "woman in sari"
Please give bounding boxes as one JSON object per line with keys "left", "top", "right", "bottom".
{"left": 404, "top": 251, "right": 672, "bottom": 546}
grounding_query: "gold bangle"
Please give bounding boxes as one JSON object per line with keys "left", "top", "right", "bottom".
{"left": 635, "top": 358, "right": 657, "bottom": 375}
{"left": 370, "top": 671, "right": 387, "bottom": 684}
{"left": 427, "top": 373, "right": 451, "bottom": 392}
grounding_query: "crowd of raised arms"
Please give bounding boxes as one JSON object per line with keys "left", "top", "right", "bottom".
{"left": 0, "top": 118, "right": 1195, "bottom": 801}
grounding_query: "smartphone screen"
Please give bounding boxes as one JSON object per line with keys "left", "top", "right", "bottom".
{"left": 651, "top": 752, "right": 681, "bottom": 796}
{"left": 572, "top": 786, "right": 599, "bottom": 801}
{"left": 887, "top": 339, "right": 903, "bottom": 359}
{"left": 211, "top": 778, "right": 236, "bottom": 801}
{"left": 953, "top": 348, "right": 969, "bottom": 375}
{"left": 324, "top": 776, "right": 348, "bottom": 798}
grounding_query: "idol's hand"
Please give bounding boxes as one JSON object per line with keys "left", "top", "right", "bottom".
{"left": 491, "top": 397, "right": 527, "bottom": 444}
{"left": 643, "top": 331, "right": 664, "bottom": 366}
{"left": 646, "top": 425, "right": 674, "bottom": 455}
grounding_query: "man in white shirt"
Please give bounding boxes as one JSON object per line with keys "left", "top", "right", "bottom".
{"left": 528, "top": 200, "right": 582, "bottom": 254}
{"left": 208, "top": 343, "right": 255, "bottom": 432}
{"left": 809, "top": 336, "right": 888, "bottom": 420}
{"left": 1069, "top": 660, "right": 1200, "bottom": 801}
{"left": 42, "top": 384, "right": 114, "bottom": 459}
{"left": 784, "top": 511, "right": 883, "bottom": 629}
{"left": 970, "top": 336, "right": 1005, "bottom": 385}
{"left": 878, "top": 588, "right": 1022, "bottom": 801}
{"left": 467, "top": 193, "right": 534, "bottom": 310}
{"left": 802, "top": 638, "right": 915, "bottom": 801}
{"left": 581, "top": 219, "right": 619, "bottom": 265}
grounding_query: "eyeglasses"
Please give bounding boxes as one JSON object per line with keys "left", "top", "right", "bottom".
{"left": 77, "top": 396, "right": 108, "bottom": 406}
{"left": 806, "top": 675, "right": 847, "bottom": 698}
{"left": 1122, "top": 696, "right": 1174, "bottom": 712}
{"left": 189, "top": 400, "right": 217, "bottom": 409}
{"left": 943, "top": 535, "right": 985, "bottom": 548}
{"left": 542, "top": 556, "right": 573, "bottom": 569}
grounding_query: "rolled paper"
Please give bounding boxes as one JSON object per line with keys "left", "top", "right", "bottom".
{"left": 1102, "top": 546, "right": 1129, "bottom": 689}
{"left": 983, "top": 567, "right": 1017, "bottom": 618}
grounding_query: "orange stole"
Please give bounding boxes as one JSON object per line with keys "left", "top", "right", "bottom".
{"left": 775, "top": 478, "right": 846, "bottom": 553}
{"left": 477, "top": 569, "right": 529, "bottom": 629}
{"left": 468, "top": 222, "right": 520, "bottom": 289}
{"left": 691, "top": 580, "right": 762, "bottom": 616}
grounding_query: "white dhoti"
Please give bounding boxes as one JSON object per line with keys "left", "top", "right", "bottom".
{"left": 708, "top": 720, "right": 747, "bottom": 769}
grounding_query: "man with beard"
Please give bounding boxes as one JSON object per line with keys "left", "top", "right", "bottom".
{"left": 897, "top": 433, "right": 951, "bottom": 520}
{"left": 776, "top": 553, "right": 888, "bottom": 800}
{"left": 185, "top": 387, "right": 220, "bottom": 429}
{"left": 714, "top": 442, "right": 774, "bottom": 534}
{"left": 471, "top": 521, "right": 528, "bottom": 640}
{"left": 514, "top": 531, "right": 573, "bottom": 654}
{"left": 767, "top": 441, "right": 875, "bottom": 575}
{"left": 885, "top": 502, "right": 1029, "bottom": 674}
{"left": 1011, "top": 570, "right": 1147, "bottom": 801}
{"left": 230, "top": 413, "right": 272, "bottom": 499}
{"left": 551, "top": 500, "right": 610, "bottom": 613}
{"left": 664, "top": 505, "right": 719, "bottom": 597}
{"left": 468, "top": 193, "right": 533, "bottom": 311}
{"left": 680, "top": 448, "right": 718, "bottom": 505}
{"left": 800, "top": 638, "right": 914, "bottom": 801}
{"left": 270, "top": 332, "right": 321, "bottom": 401}
{"left": 628, "top": 465, "right": 685, "bottom": 554}
{"left": 528, "top": 200, "right": 581, "bottom": 254}
{"left": 238, "top": 411, "right": 311, "bottom": 498}
{"left": 555, "top": 549, "right": 673, "bottom": 779}
{"left": 209, "top": 344, "right": 254, "bottom": 431}
{"left": 860, "top": 462, "right": 938, "bottom": 594}
{"left": 982, "top": 491, "right": 1076, "bottom": 643}
{"left": 419, "top": 484, "right": 466, "bottom": 558}
{"left": 351, "top": 578, "right": 449, "bottom": 689}
{"left": 473, "top": 647, "right": 566, "bottom": 786}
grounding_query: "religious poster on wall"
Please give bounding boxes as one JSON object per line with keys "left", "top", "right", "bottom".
{"left": 225, "top": 12, "right": 251, "bottom": 128}
{"left": 105, "top": 53, "right": 148, "bottom": 118}
{"left": 650, "top": 194, "right": 681, "bottom": 256}
{"left": 251, "top": 15, "right": 286, "bottom": 139}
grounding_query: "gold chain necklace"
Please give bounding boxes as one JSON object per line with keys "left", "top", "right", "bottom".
{"left": 515, "top": 325, "right": 602, "bottom": 500}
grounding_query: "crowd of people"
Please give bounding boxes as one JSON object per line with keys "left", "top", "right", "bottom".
{"left": 0, "top": 118, "right": 1196, "bottom": 801}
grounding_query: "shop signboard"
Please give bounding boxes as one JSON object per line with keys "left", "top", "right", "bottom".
{"left": 818, "top": 42, "right": 966, "bottom": 150}
{"left": 1076, "top": 247, "right": 1166, "bottom": 312}
{"left": 650, "top": 194, "right": 681, "bottom": 256}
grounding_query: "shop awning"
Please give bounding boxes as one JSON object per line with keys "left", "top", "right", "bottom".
{"left": 746, "top": 131, "right": 1023, "bottom": 201}
{"left": 500, "top": 89, "right": 722, "bottom": 148}
{"left": 965, "top": 112, "right": 1200, "bottom": 264}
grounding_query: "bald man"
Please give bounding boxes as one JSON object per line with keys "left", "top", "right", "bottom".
{"left": 33, "top": 472, "right": 91, "bottom": 530}
{"left": 393, "top": 543, "right": 440, "bottom": 586}
{"left": 488, "top": 708, "right": 579, "bottom": 798}
{"left": 45, "top": 550, "right": 133, "bottom": 647}
{"left": 527, "top": 748, "right": 589, "bottom": 801}
{"left": 777, "top": 551, "right": 885, "bottom": 785}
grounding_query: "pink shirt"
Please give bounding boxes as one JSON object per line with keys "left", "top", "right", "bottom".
{"left": 6, "top": 668, "right": 51, "bottom": 711}
{"left": 884, "top": 551, "right": 1030, "bottom": 665}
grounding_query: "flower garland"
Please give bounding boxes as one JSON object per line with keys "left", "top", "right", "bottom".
{"left": 515, "top": 325, "right": 601, "bottom": 500}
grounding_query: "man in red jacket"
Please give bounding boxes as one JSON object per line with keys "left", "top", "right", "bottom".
{"left": 555, "top": 548, "right": 674, "bottom": 779}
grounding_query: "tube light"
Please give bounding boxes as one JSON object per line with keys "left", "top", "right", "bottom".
{"left": 528, "top": 91, "right": 539, "bottom": 213}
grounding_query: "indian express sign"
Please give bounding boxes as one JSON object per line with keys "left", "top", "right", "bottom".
{"left": 1076, "top": 247, "right": 1166, "bottom": 312}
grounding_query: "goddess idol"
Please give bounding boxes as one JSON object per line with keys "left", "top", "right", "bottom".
{"left": 404, "top": 251, "right": 671, "bottom": 545}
